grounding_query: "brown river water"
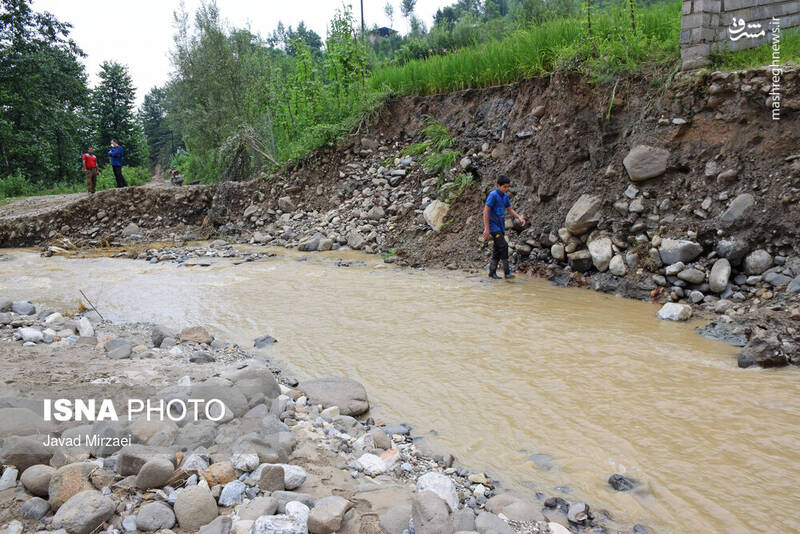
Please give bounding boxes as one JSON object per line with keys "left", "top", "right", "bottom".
{"left": 1, "top": 247, "right": 799, "bottom": 533}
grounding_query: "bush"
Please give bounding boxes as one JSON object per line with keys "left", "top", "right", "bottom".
{"left": 96, "top": 166, "right": 151, "bottom": 189}
{"left": 0, "top": 170, "right": 34, "bottom": 198}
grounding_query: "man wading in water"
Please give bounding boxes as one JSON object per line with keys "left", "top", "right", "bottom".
{"left": 482, "top": 175, "right": 525, "bottom": 279}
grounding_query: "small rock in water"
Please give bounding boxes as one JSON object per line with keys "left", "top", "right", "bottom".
{"left": 254, "top": 335, "right": 278, "bottom": 348}
{"left": 608, "top": 474, "right": 639, "bottom": 491}
{"left": 567, "top": 501, "right": 588, "bottom": 524}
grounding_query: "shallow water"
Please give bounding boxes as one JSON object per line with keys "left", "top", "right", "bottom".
{"left": 1, "top": 247, "right": 798, "bottom": 533}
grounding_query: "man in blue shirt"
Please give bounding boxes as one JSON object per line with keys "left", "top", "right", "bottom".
{"left": 108, "top": 139, "right": 127, "bottom": 188}
{"left": 482, "top": 175, "right": 525, "bottom": 279}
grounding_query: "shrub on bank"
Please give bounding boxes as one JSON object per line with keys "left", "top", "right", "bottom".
{"left": 0, "top": 166, "right": 151, "bottom": 201}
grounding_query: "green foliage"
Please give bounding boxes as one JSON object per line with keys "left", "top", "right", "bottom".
{"left": 401, "top": 142, "right": 429, "bottom": 156}
{"left": 0, "top": 0, "right": 90, "bottom": 185}
{"left": 423, "top": 150, "right": 460, "bottom": 175}
{"left": 370, "top": 1, "right": 681, "bottom": 94}
{"left": 139, "top": 86, "right": 180, "bottom": 169}
{"left": 421, "top": 119, "right": 457, "bottom": 151}
{"left": 711, "top": 27, "right": 800, "bottom": 70}
{"left": 92, "top": 61, "right": 146, "bottom": 166}
{"left": 439, "top": 172, "right": 476, "bottom": 203}
{"left": 0, "top": 166, "right": 150, "bottom": 200}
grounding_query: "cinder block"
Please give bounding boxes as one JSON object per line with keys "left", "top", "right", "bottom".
{"left": 682, "top": 13, "right": 704, "bottom": 29}
{"left": 725, "top": 0, "right": 757, "bottom": 10}
{"left": 682, "top": 1, "right": 693, "bottom": 15}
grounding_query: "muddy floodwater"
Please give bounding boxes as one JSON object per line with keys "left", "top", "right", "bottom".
{"left": 1, "top": 247, "right": 798, "bottom": 533}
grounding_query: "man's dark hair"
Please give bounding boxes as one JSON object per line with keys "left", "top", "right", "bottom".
{"left": 497, "top": 175, "right": 510, "bottom": 185}
{"left": 111, "top": 138, "right": 118, "bottom": 143}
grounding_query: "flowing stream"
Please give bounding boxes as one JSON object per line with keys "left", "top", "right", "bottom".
{"left": 1, "top": 247, "right": 798, "bottom": 533}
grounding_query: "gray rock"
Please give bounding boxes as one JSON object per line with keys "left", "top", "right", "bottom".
{"left": 21, "top": 464, "right": 56, "bottom": 497}
{"left": 367, "top": 428, "right": 391, "bottom": 450}
{"left": 657, "top": 303, "right": 692, "bottom": 321}
{"left": 608, "top": 474, "right": 638, "bottom": 491}
{"left": 0, "top": 467, "right": 18, "bottom": 490}
{"left": 587, "top": 237, "right": 613, "bottom": 272}
{"left": 788, "top": 275, "right": 800, "bottom": 293}
{"left": 250, "top": 515, "right": 305, "bottom": 534}
{"left": 677, "top": 268, "right": 705, "bottom": 284}
{"left": 719, "top": 193, "right": 755, "bottom": 226}
{"left": 550, "top": 243, "right": 565, "bottom": 261}
{"left": 226, "top": 367, "right": 281, "bottom": 404}
{"left": 474, "top": 512, "right": 513, "bottom": 534}
{"left": 136, "top": 458, "right": 174, "bottom": 489}
{"left": 238, "top": 496, "right": 278, "bottom": 520}
{"left": 307, "top": 495, "right": 352, "bottom": 534}
{"left": 609, "top": 254, "right": 627, "bottom": 276}
{"left": 21, "top": 496, "right": 51, "bottom": 520}
{"left": 152, "top": 325, "right": 176, "bottom": 347}
{"left": 658, "top": 239, "right": 702, "bottom": 265}
{"left": 412, "top": 491, "right": 453, "bottom": 534}
{"left": 346, "top": 231, "right": 365, "bottom": 250}
{"left": 567, "top": 250, "right": 593, "bottom": 272}
{"left": 299, "top": 377, "right": 369, "bottom": 416}
{"left": 689, "top": 290, "right": 705, "bottom": 303}
{"left": 192, "top": 381, "right": 248, "bottom": 418}
{"left": 253, "top": 335, "right": 277, "bottom": 349}
{"left": 198, "top": 516, "right": 231, "bottom": 534}
{"left": 716, "top": 239, "right": 749, "bottom": 265}
{"left": 417, "top": 472, "right": 458, "bottom": 512}
{"left": 0, "top": 436, "right": 53, "bottom": 470}
{"left": 366, "top": 206, "right": 385, "bottom": 221}
{"left": 19, "top": 327, "right": 43, "bottom": 343}
{"left": 744, "top": 250, "right": 773, "bottom": 275}
{"left": 136, "top": 502, "right": 176, "bottom": 532}
{"left": 107, "top": 344, "right": 132, "bottom": 360}
{"left": 78, "top": 317, "right": 94, "bottom": 337}
{"left": 122, "top": 223, "right": 141, "bottom": 237}
{"left": 380, "top": 505, "right": 412, "bottom": 534}
{"left": 709, "top": 259, "right": 731, "bottom": 293}
{"left": 232, "top": 433, "right": 295, "bottom": 464}
{"left": 628, "top": 197, "right": 645, "bottom": 213}
{"left": 174, "top": 484, "right": 218, "bottom": 530}
{"left": 298, "top": 234, "right": 323, "bottom": 252}
{"left": 11, "top": 301, "right": 35, "bottom": 315}
{"left": 567, "top": 502, "right": 589, "bottom": 524}
{"left": 51, "top": 491, "right": 115, "bottom": 534}
{"left": 278, "top": 197, "right": 294, "bottom": 212}
{"left": 564, "top": 195, "right": 602, "bottom": 235}
{"left": 190, "top": 351, "right": 215, "bottom": 363}
{"left": 764, "top": 272, "right": 792, "bottom": 287}
{"left": 0, "top": 297, "right": 11, "bottom": 311}
{"left": 271, "top": 491, "right": 315, "bottom": 513}
{"left": 218, "top": 480, "right": 246, "bottom": 506}
{"left": 452, "top": 509, "right": 476, "bottom": 532}
{"left": 622, "top": 145, "right": 669, "bottom": 181}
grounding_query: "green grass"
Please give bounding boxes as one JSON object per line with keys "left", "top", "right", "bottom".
{"left": 0, "top": 166, "right": 151, "bottom": 202}
{"left": 423, "top": 150, "right": 460, "bottom": 175}
{"left": 370, "top": 1, "right": 682, "bottom": 94}
{"left": 711, "top": 28, "right": 800, "bottom": 70}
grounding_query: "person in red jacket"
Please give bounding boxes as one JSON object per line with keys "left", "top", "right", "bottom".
{"left": 82, "top": 147, "right": 98, "bottom": 194}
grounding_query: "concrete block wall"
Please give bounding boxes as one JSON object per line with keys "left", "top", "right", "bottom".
{"left": 681, "top": 0, "right": 799, "bottom": 69}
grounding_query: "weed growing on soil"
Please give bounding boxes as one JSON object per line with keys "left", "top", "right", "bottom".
{"left": 440, "top": 173, "right": 477, "bottom": 203}
{"left": 370, "top": 1, "right": 681, "bottom": 94}
{"left": 0, "top": 166, "right": 151, "bottom": 201}
{"left": 424, "top": 150, "right": 460, "bottom": 175}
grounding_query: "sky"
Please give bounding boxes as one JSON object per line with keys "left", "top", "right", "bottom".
{"left": 31, "top": 0, "right": 454, "bottom": 106}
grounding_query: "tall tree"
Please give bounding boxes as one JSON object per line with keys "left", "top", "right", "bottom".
{"left": 139, "top": 85, "right": 178, "bottom": 168}
{"left": 0, "top": 0, "right": 89, "bottom": 184}
{"left": 400, "top": 0, "right": 416, "bottom": 19}
{"left": 92, "top": 61, "right": 144, "bottom": 166}
{"left": 384, "top": 2, "right": 394, "bottom": 26}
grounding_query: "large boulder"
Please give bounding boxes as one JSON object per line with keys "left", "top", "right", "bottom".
{"left": 225, "top": 367, "right": 281, "bottom": 404}
{"left": 658, "top": 239, "right": 703, "bottom": 265}
{"left": 379, "top": 505, "right": 412, "bottom": 534}
{"left": 564, "top": 195, "right": 602, "bottom": 235}
{"left": 0, "top": 436, "right": 53, "bottom": 471}
{"left": 411, "top": 491, "right": 453, "bottom": 534}
{"left": 21, "top": 464, "right": 56, "bottom": 497}
{"left": 135, "top": 457, "right": 175, "bottom": 489}
{"left": 475, "top": 512, "right": 514, "bottom": 534}
{"left": 423, "top": 200, "right": 450, "bottom": 232}
{"left": 719, "top": 193, "right": 755, "bottom": 227}
{"left": 51, "top": 491, "right": 115, "bottom": 534}
{"left": 237, "top": 496, "right": 278, "bottom": 520}
{"left": 416, "top": 472, "right": 458, "bottom": 512}
{"left": 709, "top": 258, "right": 731, "bottom": 293}
{"left": 657, "top": 303, "right": 692, "bottom": 321}
{"left": 567, "top": 250, "right": 593, "bottom": 273}
{"left": 485, "top": 494, "right": 544, "bottom": 522}
{"left": 174, "top": 484, "right": 219, "bottom": 530}
{"left": 192, "top": 380, "right": 248, "bottom": 418}
{"left": 738, "top": 333, "right": 785, "bottom": 368}
{"left": 232, "top": 433, "right": 295, "bottom": 464}
{"left": 307, "top": 496, "right": 353, "bottom": 534}
{"left": 11, "top": 301, "right": 35, "bottom": 315}
{"left": 0, "top": 408, "right": 55, "bottom": 437}
{"left": 743, "top": 250, "right": 773, "bottom": 275}
{"left": 587, "top": 237, "right": 613, "bottom": 272}
{"left": 180, "top": 326, "right": 213, "bottom": 344}
{"left": 136, "top": 502, "right": 176, "bottom": 532}
{"left": 299, "top": 377, "right": 369, "bottom": 416}
{"left": 715, "top": 239, "right": 749, "bottom": 265}
{"left": 48, "top": 462, "right": 97, "bottom": 511}
{"left": 622, "top": 145, "right": 669, "bottom": 181}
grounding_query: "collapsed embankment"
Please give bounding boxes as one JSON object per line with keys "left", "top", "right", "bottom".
{"left": 1, "top": 67, "right": 799, "bottom": 366}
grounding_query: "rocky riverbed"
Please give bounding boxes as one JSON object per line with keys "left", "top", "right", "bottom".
{"left": 0, "top": 298, "right": 651, "bottom": 534}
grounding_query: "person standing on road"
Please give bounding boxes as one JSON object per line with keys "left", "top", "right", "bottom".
{"left": 482, "top": 175, "right": 525, "bottom": 279}
{"left": 82, "top": 146, "right": 98, "bottom": 195}
{"left": 108, "top": 139, "right": 127, "bottom": 188}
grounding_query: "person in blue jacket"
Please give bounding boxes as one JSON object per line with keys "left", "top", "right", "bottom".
{"left": 482, "top": 175, "right": 525, "bottom": 279}
{"left": 108, "top": 139, "right": 127, "bottom": 188}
